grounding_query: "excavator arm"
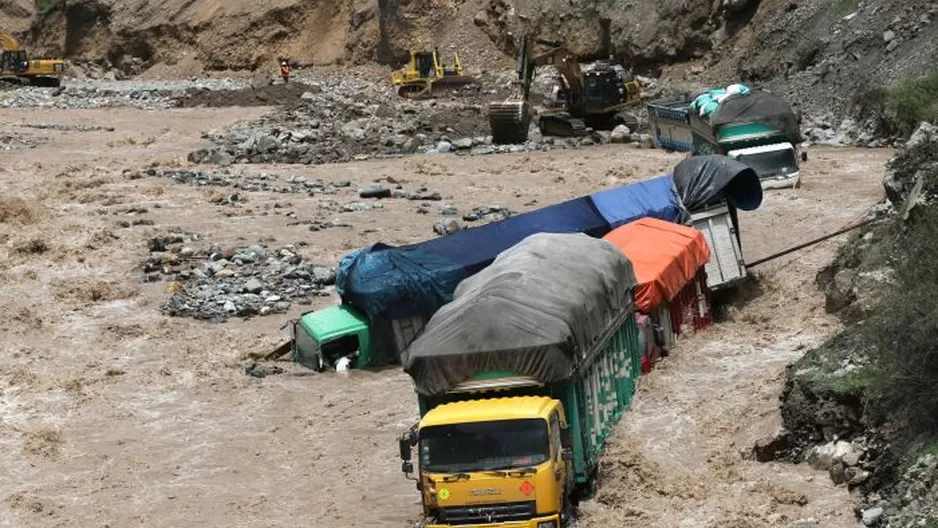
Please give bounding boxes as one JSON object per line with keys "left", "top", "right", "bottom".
{"left": 0, "top": 33, "right": 20, "bottom": 51}
{"left": 488, "top": 34, "right": 586, "bottom": 144}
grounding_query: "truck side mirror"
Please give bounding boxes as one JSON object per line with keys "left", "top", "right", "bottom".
{"left": 653, "top": 325, "right": 666, "bottom": 348}
{"left": 402, "top": 461, "right": 414, "bottom": 474}
{"left": 560, "top": 427, "right": 572, "bottom": 449}
{"left": 399, "top": 435, "right": 413, "bottom": 461}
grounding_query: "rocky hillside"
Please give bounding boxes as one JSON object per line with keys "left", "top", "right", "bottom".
{"left": 774, "top": 123, "right": 938, "bottom": 527}
{"left": 4, "top": 0, "right": 937, "bottom": 130}
{"left": 10, "top": 0, "right": 506, "bottom": 75}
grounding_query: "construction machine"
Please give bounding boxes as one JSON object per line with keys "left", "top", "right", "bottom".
{"left": 488, "top": 35, "right": 642, "bottom": 144}
{"left": 1, "top": 33, "right": 64, "bottom": 87}
{"left": 391, "top": 48, "right": 476, "bottom": 99}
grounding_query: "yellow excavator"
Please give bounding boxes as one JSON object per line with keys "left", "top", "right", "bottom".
{"left": 391, "top": 48, "right": 476, "bottom": 99}
{"left": 488, "top": 34, "right": 642, "bottom": 144}
{"left": 1, "top": 33, "right": 65, "bottom": 87}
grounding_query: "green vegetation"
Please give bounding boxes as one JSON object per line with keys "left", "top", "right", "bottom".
{"left": 863, "top": 206, "right": 938, "bottom": 430}
{"left": 898, "top": 441, "right": 938, "bottom": 476}
{"left": 836, "top": 0, "right": 861, "bottom": 15}
{"left": 35, "top": 0, "right": 61, "bottom": 15}
{"left": 887, "top": 69, "right": 938, "bottom": 135}
{"left": 791, "top": 325, "right": 873, "bottom": 399}
{"left": 794, "top": 39, "right": 823, "bottom": 71}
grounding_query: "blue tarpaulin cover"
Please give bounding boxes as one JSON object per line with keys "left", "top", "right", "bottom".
{"left": 337, "top": 196, "right": 610, "bottom": 321}
{"left": 416, "top": 196, "right": 609, "bottom": 275}
{"left": 336, "top": 244, "right": 467, "bottom": 321}
{"left": 590, "top": 175, "right": 684, "bottom": 228}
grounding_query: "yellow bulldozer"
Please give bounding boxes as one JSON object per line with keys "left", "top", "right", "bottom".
{"left": 1, "top": 33, "right": 65, "bottom": 87}
{"left": 391, "top": 48, "right": 476, "bottom": 99}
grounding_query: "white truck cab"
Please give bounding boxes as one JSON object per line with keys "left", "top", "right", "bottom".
{"left": 727, "top": 143, "right": 801, "bottom": 190}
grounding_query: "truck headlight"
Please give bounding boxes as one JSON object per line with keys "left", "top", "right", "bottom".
{"left": 537, "top": 521, "right": 557, "bottom": 528}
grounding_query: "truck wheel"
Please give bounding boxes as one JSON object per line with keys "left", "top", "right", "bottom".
{"left": 560, "top": 493, "right": 576, "bottom": 528}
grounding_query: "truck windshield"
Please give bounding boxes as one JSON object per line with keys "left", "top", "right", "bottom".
{"left": 420, "top": 419, "right": 549, "bottom": 473}
{"left": 735, "top": 148, "right": 798, "bottom": 179}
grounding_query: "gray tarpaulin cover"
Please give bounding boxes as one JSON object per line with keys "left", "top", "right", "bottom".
{"left": 709, "top": 89, "right": 803, "bottom": 145}
{"left": 402, "top": 233, "right": 637, "bottom": 396}
{"left": 673, "top": 155, "right": 763, "bottom": 212}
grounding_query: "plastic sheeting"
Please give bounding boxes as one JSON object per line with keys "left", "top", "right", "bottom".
{"left": 403, "top": 233, "right": 637, "bottom": 396}
{"left": 414, "top": 196, "right": 609, "bottom": 275}
{"left": 602, "top": 218, "right": 710, "bottom": 313}
{"left": 336, "top": 196, "right": 610, "bottom": 322}
{"left": 709, "top": 89, "right": 802, "bottom": 145}
{"left": 590, "top": 175, "right": 685, "bottom": 228}
{"left": 672, "top": 155, "right": 763, "bottom": 212}
{"left": 336, "top": 244, "right": 467, "bottom": 320}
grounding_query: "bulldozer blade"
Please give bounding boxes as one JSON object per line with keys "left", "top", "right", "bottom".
{"left": 488, "top": 101, "right": 532, "bottom": 144}
{"left": 398, "top": 82, "right": 433, "bottom": 99}
{"left": 430, "top": 75, "right": 476, "bottom": 87}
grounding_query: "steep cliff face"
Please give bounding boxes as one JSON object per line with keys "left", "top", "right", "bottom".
{"left": 0, "top": 0, "right": 35, "bottom": 34}
{"left": 472, "top": 0, "right": 725, "bottom": 66}
{"left": 11, "top": 0, "right": 503, "bottom": 75}
{"left": 4, "top": 0, "right": 937, "bottom": 124}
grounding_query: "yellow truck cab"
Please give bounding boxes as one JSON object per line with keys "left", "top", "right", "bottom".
{"left": 403, "top": 392, "right": 572, "bottom": 528}
{"left": 397, "top": 233, "right": 645, "bottom": 528}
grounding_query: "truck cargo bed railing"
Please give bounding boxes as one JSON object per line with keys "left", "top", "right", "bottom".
{"left": 646, "top": 101, "right": 692, "bottom": 123}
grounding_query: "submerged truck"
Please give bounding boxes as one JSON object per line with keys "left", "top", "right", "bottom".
{"left": 397, "top": 233, "right": 643, "bottom": 527}
{"left": 647, "top": 86, "right": 803, "bottom": 190}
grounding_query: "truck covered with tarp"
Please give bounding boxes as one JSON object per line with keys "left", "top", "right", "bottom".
{"left": 674, "top": 155, "right": 759, "bottom": 290}
{"left": 647, "top": 85, "right": 803, "bottom": 190}
{"left": 401, "top": 233, "right": 643, "bottom": 489}
{"left": 328, "top": 175, "right": 681, "bottom": 365}
{"left": 602, "top": 217, "right": 713, "bottom": 372}
{"left": 289, "top": 155, "right": 761, "bottom": 370}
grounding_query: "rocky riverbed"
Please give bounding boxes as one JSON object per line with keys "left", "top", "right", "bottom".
{"left": 142, "top": 233, "right": 337, "bottom": 322}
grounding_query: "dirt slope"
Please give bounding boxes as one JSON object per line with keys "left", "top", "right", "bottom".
{"left": 10, "top": 0, "right": 506, "bottom": 76}
{"left": 0, "top": 0, "right": 33, "bottom": 33}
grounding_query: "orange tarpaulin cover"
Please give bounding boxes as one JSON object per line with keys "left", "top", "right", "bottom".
{"left": 602, "top": 217, "right": 711, "bottom": 313}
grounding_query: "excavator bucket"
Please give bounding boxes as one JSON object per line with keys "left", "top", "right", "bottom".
{"left": 488, "top": 100, "right": 533, "bottom": 144}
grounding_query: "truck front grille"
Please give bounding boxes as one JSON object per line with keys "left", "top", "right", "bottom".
{"left": 433, "top": 501, "right": 537, "bottom": 525}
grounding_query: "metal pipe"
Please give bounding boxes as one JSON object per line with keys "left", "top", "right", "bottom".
{"left": 745, "top": 217, "right": 878, "bottom": 268}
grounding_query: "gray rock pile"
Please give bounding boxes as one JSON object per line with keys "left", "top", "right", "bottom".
{"left": 143, "top": 232, "right": 336, "bottom": 322}
{"left": 186, "top": 73, "right": 656, "bottom": 166}
{"left": 132, "top": 167, "right": 353, "bottom": 196}
{"left": 0, "top": 78, "right": 250, "bottom": 110}
{"left": 0, "top": 132, "right": 42, "bottom": 150}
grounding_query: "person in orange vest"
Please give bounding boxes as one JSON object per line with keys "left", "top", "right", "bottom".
{"left": 280, "top": 59, "right": 291, "bottom": 84}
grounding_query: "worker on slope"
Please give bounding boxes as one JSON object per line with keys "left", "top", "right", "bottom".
{"left": 280, "top": 59, "right": 291, "bottom": 84}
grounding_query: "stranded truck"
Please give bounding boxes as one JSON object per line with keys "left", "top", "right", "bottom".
{"left": 647, "top": 86, "right": 804, "bottom": 190}
{"left": 397, "top": 233, "right": 643, "bottom": 527}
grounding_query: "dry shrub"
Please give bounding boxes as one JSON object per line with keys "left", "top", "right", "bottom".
{"left": 143, "top": 182, "right": 168, "bottom": 197}
{"left": 52, "top": 277, "right": 138, "bottom": 303}
{"left": 21, "top": 427, "right": 63, "bottom": 459}
{"left": 0, "top": 197, "right": 43, "bottom": 225}
{"left": 203, "top": 188, "right": 228, "bottom": 204}
{"left": 85, "top": 229, "right": 120, "bottom": 250}
{"left": 11, "top": 306, "right": 44, "bottom": 329}
{"left": 61, "top": 177, "right": 112, "bottom": 191}
{"left": 2, "top": 365, "right": 39, "bottom": 387}
{"left": 13, "top": 237, "right": 50, "bottom": 255}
